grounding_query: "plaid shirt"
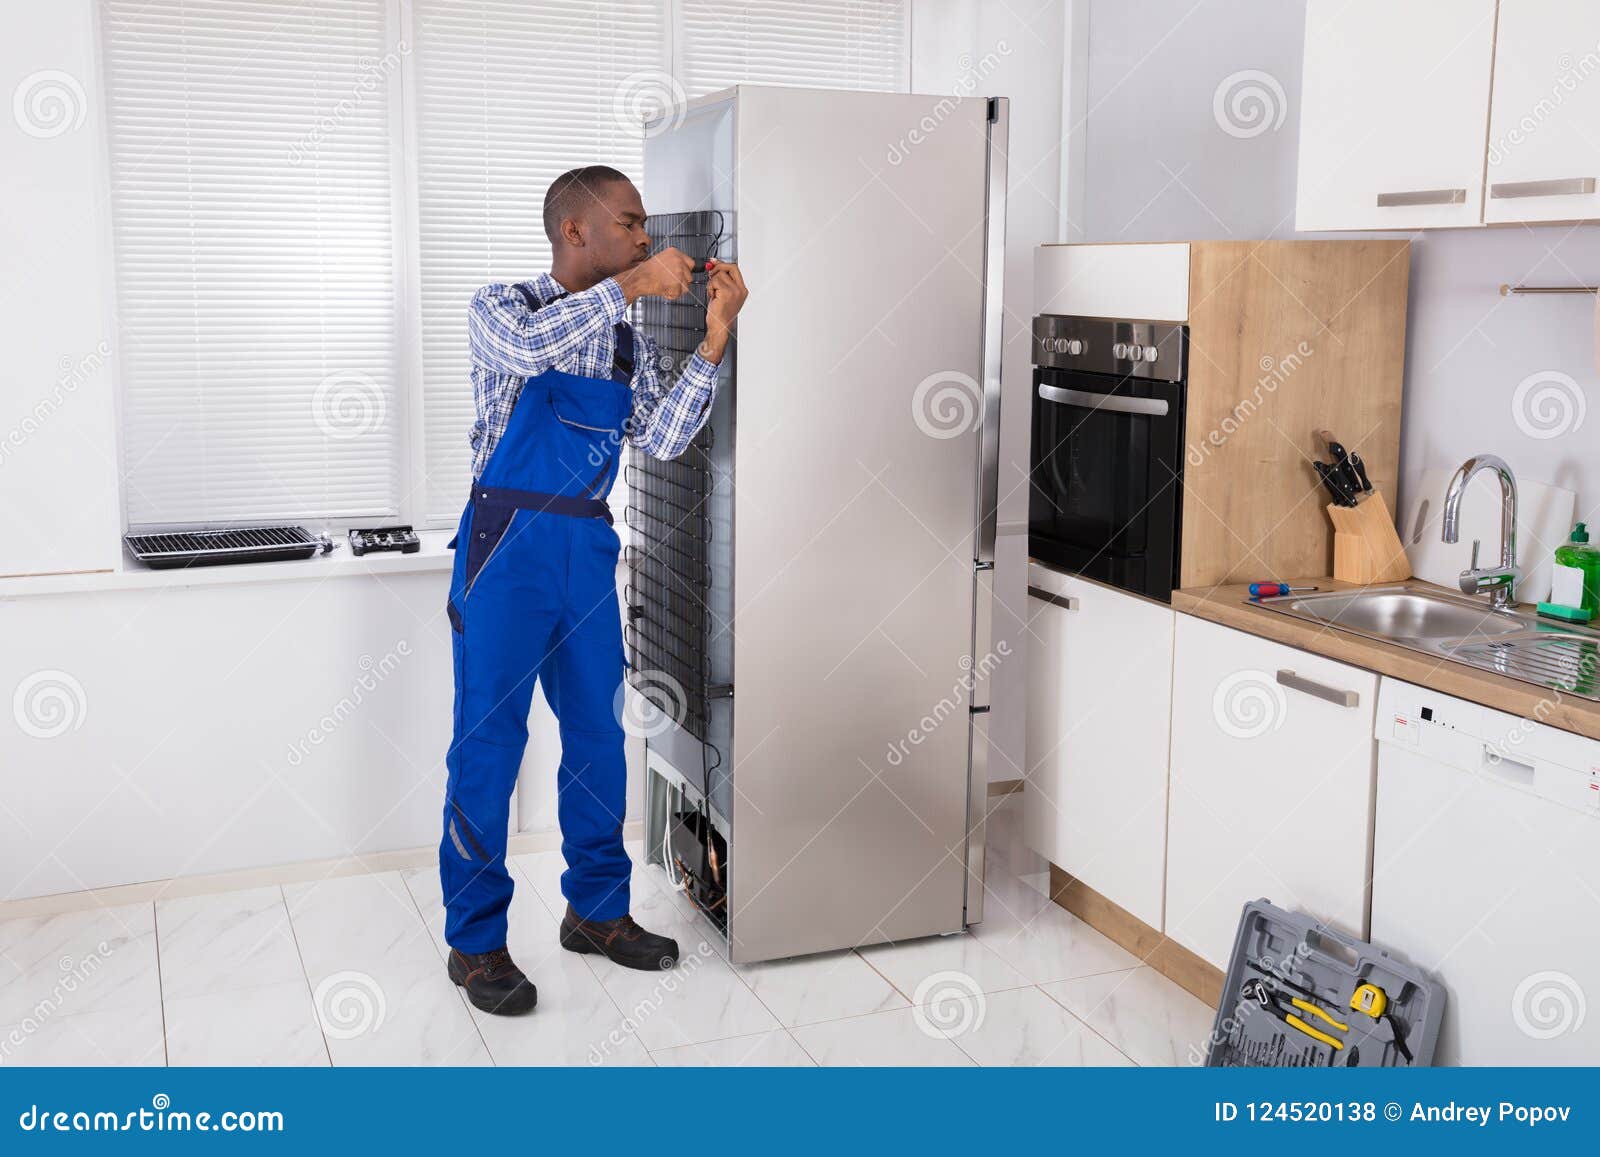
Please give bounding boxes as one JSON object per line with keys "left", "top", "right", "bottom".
{"left": 466, "top": 272, "right": 719, "bottom": 478}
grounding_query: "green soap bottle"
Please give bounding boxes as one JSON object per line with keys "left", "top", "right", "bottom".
{"left": 1553, "top": 522, "right": 1600, "bottom": 616}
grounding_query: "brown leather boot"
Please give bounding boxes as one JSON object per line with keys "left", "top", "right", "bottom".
{"left": 558, "top": 906, "right": 680, "bottom": 971}
{"left": 446, "top": 946, "right": 537, "bottom": 1015}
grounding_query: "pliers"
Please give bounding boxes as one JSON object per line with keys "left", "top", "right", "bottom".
{"left": 1241, "top": 978, "right": 1349, "bottom": 1051}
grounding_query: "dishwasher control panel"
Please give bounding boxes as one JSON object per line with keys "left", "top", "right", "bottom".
{"left": 1377, "top": 676, "right": 1600, "bottom": 815}
{"left": 1382, "top": 683, "right": 1472, "bottom": 747}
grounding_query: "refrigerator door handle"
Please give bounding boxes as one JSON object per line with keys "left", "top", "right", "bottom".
{"left": 964, "top": 706, "right": 990, "bottom": 925}
{"left": 974, "top": 96, "right": 1008, "bottom": 565}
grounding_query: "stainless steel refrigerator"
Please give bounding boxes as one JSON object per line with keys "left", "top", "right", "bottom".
{"left": 627, "top": 85, "right": 1006, "bottom": 964}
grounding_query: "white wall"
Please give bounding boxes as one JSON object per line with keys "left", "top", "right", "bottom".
{"left": 0, "top": 0, "right": 120, "bottom": 578}
{"left": 912, "top": 0, "right": 1069, "bottom": 784}
{"left": 0, "top": 3, "right": 638, "bottom": 901}
{"left": 1076, "top": 0, "right": 1600, "bottom": 555}
{"left": 0, "top": 557, "right": 642, "bottom": 901}
{"left": 2, "top": 574, "right": 452, "bottom": 898}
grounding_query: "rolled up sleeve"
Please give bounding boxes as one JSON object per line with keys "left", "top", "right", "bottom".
{"left": 627, "top": 336, "right": 719, "bottom": 460}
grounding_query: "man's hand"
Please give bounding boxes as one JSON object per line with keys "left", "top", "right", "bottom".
{"left": 697, "top": 259, "right": 748, "bottom": 365}
{"left": 614, "top": 246, "right": 694, "bottom": 304}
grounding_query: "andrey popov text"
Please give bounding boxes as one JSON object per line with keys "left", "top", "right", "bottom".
{"left": 1215, "top": 1101, "right": 1573, "bottom": 1127}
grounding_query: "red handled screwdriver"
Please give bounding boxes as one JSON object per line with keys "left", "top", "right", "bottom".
{"left": 1249, "top": 582, "right": 1319, "bottom": 598}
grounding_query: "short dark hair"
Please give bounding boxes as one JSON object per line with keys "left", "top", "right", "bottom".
{"left": 543, "top": 165, "right": 632, "bottom": 245}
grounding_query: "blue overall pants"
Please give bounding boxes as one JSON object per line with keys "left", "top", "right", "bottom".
{"left": 441, "top": 322, "right": 635, "bottom": 954}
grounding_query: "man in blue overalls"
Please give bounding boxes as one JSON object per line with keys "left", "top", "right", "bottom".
{"left": 441, "top": 166, "right": 747, "bottom": 1015}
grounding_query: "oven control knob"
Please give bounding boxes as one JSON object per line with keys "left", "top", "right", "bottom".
{"left": 1112, "top": 342, "right": 1129, "bottom": 359}
{"left": 1143, "top": 345, "right": 1159, "bottom": 362}
{"left": 1126, "top": 343, "right": 1145, "bottom": 360}
{"left": 1063, "top": 338, "right": 1084, "bottom": 356}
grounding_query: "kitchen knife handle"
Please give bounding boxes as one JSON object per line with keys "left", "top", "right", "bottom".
{"left": 1347, "top": 452, "right": 1373, "bottom": 493}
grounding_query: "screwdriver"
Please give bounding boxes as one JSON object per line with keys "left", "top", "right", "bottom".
{"left": 1249, "top": 582, "right": 1320, "bottom": 598}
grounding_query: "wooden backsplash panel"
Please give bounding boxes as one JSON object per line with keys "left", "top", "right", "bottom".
{"left": 1179, "top": 239, "right": 1410, "bottom": 588}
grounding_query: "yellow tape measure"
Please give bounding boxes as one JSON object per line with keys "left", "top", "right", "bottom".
{"left": 1350, "top": 982, "right": 1388, "bottom": 1018}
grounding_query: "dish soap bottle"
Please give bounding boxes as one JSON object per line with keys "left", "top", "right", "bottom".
{"left": 1553, "top": 522, "right": 1600, "bottom": 617}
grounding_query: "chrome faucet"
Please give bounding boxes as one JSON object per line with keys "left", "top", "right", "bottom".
{"left": 1441, "top": 453, "right": 1521, "bottom": 609}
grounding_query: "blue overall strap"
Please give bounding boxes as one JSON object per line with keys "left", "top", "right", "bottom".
{"left": 513, "top": 282, "right": 635, "bottom": 385}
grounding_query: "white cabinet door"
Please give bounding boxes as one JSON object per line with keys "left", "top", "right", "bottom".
{"left": 1296, "top": 0, "right": 1497, "bottom": 230}
{"left": 1023, "top": 567, "right": 1173, "bottom": 930}
{"left": 1484, "top": 0, "right": 1600, "bottom": 223}
{"left": 1166, "top": 616, "right": 1378, "bottom": 969}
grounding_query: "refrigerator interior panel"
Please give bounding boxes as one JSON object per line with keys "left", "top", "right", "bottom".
{"left": 726, "top": 87, "right": 992, "bottom": 962}
{"left": 641, "top": 95, "right": 736, "bottom": 212}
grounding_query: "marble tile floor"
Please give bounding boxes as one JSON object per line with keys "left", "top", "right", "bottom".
{"left": 0, "top": 798, "right": 1215, "bottom": 1067}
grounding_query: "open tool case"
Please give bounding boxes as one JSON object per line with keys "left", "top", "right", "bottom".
{"left": 1207, "top": 900, "right": 1445, "bottom": 1067}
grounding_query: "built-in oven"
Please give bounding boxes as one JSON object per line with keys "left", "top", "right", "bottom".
{"left": 1029, "top": 315, "right": 1188, "bottom": 602}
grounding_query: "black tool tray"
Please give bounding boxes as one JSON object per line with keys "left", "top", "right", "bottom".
{"left": 1207, "top": 899, "right": 1445, "bottom": 1067}
{"left": 348, "top": 525, "right": 421, "bottom": 556}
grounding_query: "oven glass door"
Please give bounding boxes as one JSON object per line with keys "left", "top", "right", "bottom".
{"left": 1029, "top": 367, "right": 1184, "bottom": 601}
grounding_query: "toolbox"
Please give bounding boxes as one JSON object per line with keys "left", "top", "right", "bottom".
{"left": 1207, "top": 899, "right": 1445, "bottom": 1067}
{"left": 348, "top": 525, "right": 421, "bottom": 556}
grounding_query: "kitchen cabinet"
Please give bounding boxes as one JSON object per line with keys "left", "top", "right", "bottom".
{"left": 1023, "top": 565, "right": 1173, "bottom": 930}
{"left": 1298, "top": 0, "right": 1600, "bottom": 230}
{"left": 1483, "top": 0, "right": 1600, "bottom": 224}
{"left": 1296, "top": 0, "right": 1497, "bottom": 231}
{"left": 1165, "top": 616, "right": 1378, "bottom": 970}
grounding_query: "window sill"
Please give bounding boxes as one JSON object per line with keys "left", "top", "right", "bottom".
{"left": 0, "top": 529, "right": 457, "bottom": 599}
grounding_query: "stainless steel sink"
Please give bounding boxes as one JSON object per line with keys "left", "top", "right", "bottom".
{"left": 1252, "top": 584, "right": 1600, "bottom": 700}
{"left": 1267, "top": 587, "right": 1527, "bottom": 641}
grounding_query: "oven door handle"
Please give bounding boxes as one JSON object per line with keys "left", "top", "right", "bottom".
{"left": 1037, "top": 382, "right": 1169, "bottom": 417}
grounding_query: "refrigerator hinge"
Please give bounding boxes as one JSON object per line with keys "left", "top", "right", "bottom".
{"left": 974, "top": 559, "right": 994, "bottom": 571}
{"left": 986, "top": 97, "right": 999, "bottom": 122}
{"left": 969, "top": 704, "right": 990, "bottom": 715}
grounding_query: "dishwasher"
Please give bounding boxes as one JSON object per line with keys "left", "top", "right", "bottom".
{"left": 1371, "top": 676, "right": 1600, "bottom": 1064}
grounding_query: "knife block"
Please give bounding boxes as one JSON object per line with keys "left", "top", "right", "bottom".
{"left": 1329, "top": 493, "right": 1412, "bottom": 584}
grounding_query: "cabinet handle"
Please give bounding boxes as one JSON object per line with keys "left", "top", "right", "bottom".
{"left": 1489, "top": 177, "right": 1596, "bottom": 199}
{"left": 1275, "top": 668, "right": 1358, "bottom": 708}
{"left": 1027, "top": 585, "right": 1077, "bottom": 611}
{"left": 1375, "top": 188, "right": 1467, "bottom": 207}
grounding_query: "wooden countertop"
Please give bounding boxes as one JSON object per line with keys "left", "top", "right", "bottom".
{"left": 1172, "top": 577, "right": 1600, "bottom": 742}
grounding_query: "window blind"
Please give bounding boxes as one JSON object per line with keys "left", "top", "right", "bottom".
{"left": 102, "top": 1, "right": 910, "bottom": 530}
{"left": 102, "top": 0, "right": 402, "bottom": 527}
{"left": 411, "top": 0, "right": 667, "bottom": 524}
{"left": 677, "top": 0, "right": 909, "bottom": 96}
